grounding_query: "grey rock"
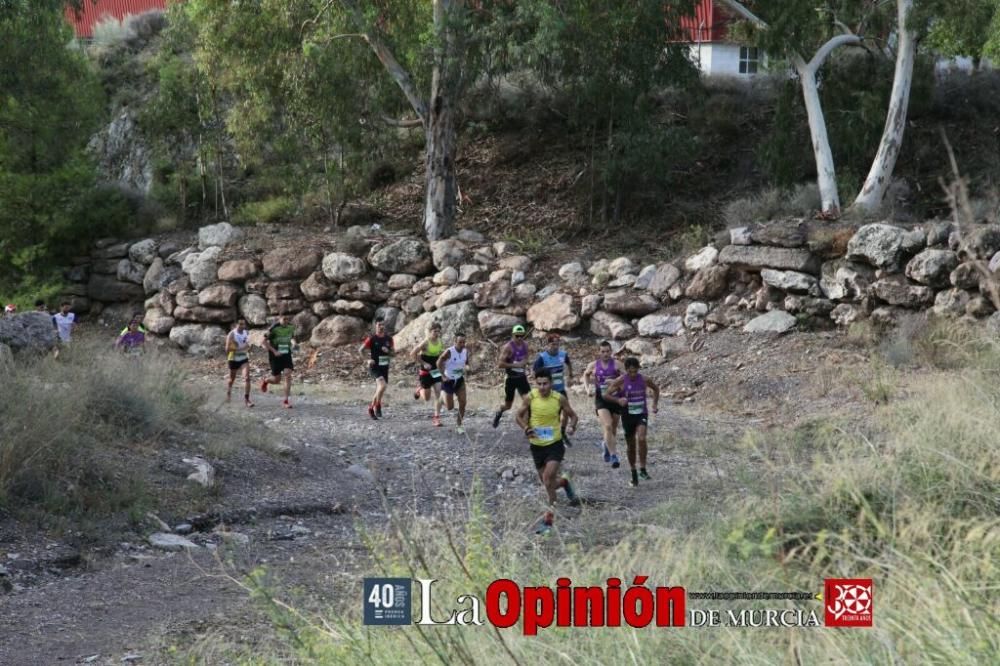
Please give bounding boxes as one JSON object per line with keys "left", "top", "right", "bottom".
{"left": 750, "top": 221, "right": 806, "bottom": 247}
{"left": 430, "top": 239, "right": 468, "bottom": 270}
{"left": 961, "top": 225, "right": 1000, "bottom": 260}
{"left": 168, "top": 324, "right": 227, "bottom": 355}
{"left": 175, "top": 290, "right": 199, "bottom": 309}
{"left": 846, "top": 223, "right": 907, "bottom": 268}
{"left": 535, "top": 283, "right": 560, "bottom": 300}
{"left": 198, "top": 222, "right": 243, "bottom": 250}
{"left": 831, "top": 303, "right": 860, "bottom": 326}
{"left": 624, "top": 338, "right": 660, "bottom": 358}
{"left": 292, "top": 310, "right": 320, "bottom": 337}
{"left": 589, "top": 311, "right": 635, "bottom": 340}
{"left": 198, "top": 283, "right": 240, "bottom": 308}
{"left": 87, "top": 274, "right": 145, "bottom": 302}
{"left": 433, "top": 267, "right": 459, "bottom": 286}
{"left": 435, "top": 285, "right": 474, "bottom": 309}
{"left": 182, "top": 457, "right": 215, "bottom": 488}
{"left": 761, "top": 268, "right": 819, "bottom": 295}
{"left": 474, "top": 280, "right": 512, "bottom": 308}
{"left": 148, "top": 533, "right": 199, "bottom": 552}
{"left": 337, "top": 280, "right": 390, "bottom": 303}
{"left": 633, "top": 265, "right": 657, "bottom": 290}
{"left": 870, "top": 277, "right": 935, "bottom": 308}
{"left": 348, "top": 464, "right": 375, "bottom": 484}
{"left": 182, "top": 246, "right": 223, "bottom": 290}
{"left": 499, "top": 255, "right": 532, "bottom": 273}
{"left": 601, "top": 290, "right": 659, "bottom": 317}
{"left": 392, "top": 301, "right": 479, "bottom": 351}
{"left": 332, "top": 300, "right": 375, "bottom": 319}
{"left": 374, "top": 306, "right": 403, "bottom": 332}
{"left": 311, "top": 315, "right": 366, "bottom": 346}
{"left": 901, "top": 228, "right": 927, "bottom": 254}
{"left": 684, "top": 247, "right": 718, "bottom": 272}
{"left": 456, "top": 229, "right": 486, "bottom": 243}
{"left": 719, "top": 245, "right": 820, "bottom": 274}
{"left": 684, "top": 302, "right": 709, "bottom": 330}
{"left": 647, "top": 263, "right": 682, "bottom": 298}
{"left": 581, "top": 294, "right": 602, "bottom": 317}
{"left": 173, "top": 306, "right": 237, "bottom": 325}
{"left": 990, "top": 252, "right": 1000, "bottom": 274}
{"left": 932, "top": 289, "right": 971, "bottom": 318}
{"left": 925, "top": 221, "right": 952, "bottom": 246}
{"left": 116, "top": 259, "right": 146, "bottom": 285}
{"left": 510, "top": 270, "right": 526, "bottom": 286}
{"left": 93, "top": 240, "right": 130, "bottom": 259}
{"left": 263, "top": 247, "right": 321, "bottom": 280}
{"left": 388, "top": 273, "right": 418, "bottom": 290}
{"left": 905, "top": 249, "right": 959, "bottom": 287}
{"left": 459, "top": 264, "right": 488, "bottom": 284}
{"left": 966, "top": 295, "right": 995, "bottom": 318}
{"left": 158, "top": 240, "right": 183, "bottom": 258}
{"left": 322, "top": 252, "right": 367, "bottom": 283}
{"left": 558, "top": 262, "right": 586, "bottom": 282}
{"left": 401, "top": 295, "right": 425, "bottom": 316}
{"left": 730, "top": 227, "right": 752, "bottom": 245}
{"left": 527, "top": 293, "right": 579, "bottom": 332}
{"left": 143, "top": 307, "right": 174, "bottom": 335}
{"left": 820, "top": 260, "right": 875, "bottom": 301}
{"left": 607, "top": 274, "right": 638, "bottom": 288}
{"left": 0, "top": 312, "right": 58, "bottom": 353}
{"left": 369, "top": 238, "right": 433, "bottom": 275}
{"left": 128, "top": 239, "right": 158, "bottom": 265}
{"left": 300, "top": 272, "right": 338, "bottom": 301}
{"left": 685, "top": 265, "right": 730, "bottom": 300}
{"left": 239, "top": 294, "right": 269, "bottom": 326}
{"left": 142, "top": 258, "right": 164, "bottom": 295}
{"left": 637, "top": 314, "right": 684, "bottom": 337}
{"left": 608, "top": 256, "right": 637, "bottom": 276}
{"left": 743, "top": 310, "right": 797, "bottom": 334}
{"left": 478, "top": 311, "right": 525, "bottom": 339}
{"left": 216, "top": 259, "right": 258, "bottom": 283}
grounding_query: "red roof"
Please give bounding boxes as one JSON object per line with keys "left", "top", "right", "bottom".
{"left": 679, "top": 0, "right": 739, "bottom": 43}
{"left": 65, "top": 0, "right": 172, "bottom": 38}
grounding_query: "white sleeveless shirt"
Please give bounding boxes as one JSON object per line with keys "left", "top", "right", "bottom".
{"left": 443, "top": 346, "right": 468, "bottom": 380}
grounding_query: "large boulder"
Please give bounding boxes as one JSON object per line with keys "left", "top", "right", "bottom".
{"left": 633, "top": 265, "right": 657, "bottom": 290}
{"left": 332, "top": 299, "right": 376, "bottom": 319}
{"left": 905, "top": 249, "right": 959, "bottom": 287}
{"left": 558, "top": 262, "right": 586, "bottom": 283}
{"left": 310, "top": 315, "right": 367, "bottom": 347}
{"left": 684, "top": 247, "right": 718, "bottom": 272}
{"left": 198, "top": 283, "right": 241, "bottom": 308}
{"left": 685, "top": 265, "right": 730, "bottom": 300}
{"left": 474, "top": 280, "right": 513, "bottom": 308}
{"left": 198, "top": 222, "right": 243, "bottom": 250}
{"left": 300, "top": 272, "right": 339, "bottom": 301}
{"left": 142, "top": 258, "right": 164, "bottom": 295}
{"left": 433, "top": 267, "right": 459, "bottom": 286}
{"left": 719, "top": 245, "right": 821, "bottom": 274}
{"left": 292, "top": 310, "right": 320, "bottom": 338}
{"left": 268, "top": 299, "right": 306, "bottom": 316}
{"left": 322, "top": 252, "right": 367, "bottom": 282}
{"left": 217, "top": 259, "right": 260, "bottom": 282}
{"left": 870, "top": 276, "right": 935, "bottom": 308}
{"left": 743, "top": 310, "right": 797, "bottom": 334}
{"left": 950, "top": 262, "right": 981, "bottom": 290}
{"left": 527, "top": 293, "right": 579, "bottom": 332}
{"left": 169, "top": 324, "right": 226, "bottom": 355}
{"left": 760, "top": 268, "right": 819, "bottom": 295}
{"left": 932, "top": 289, "right": 971, "bottom": 318}
{"left": 87, "top": 274, "right": 145, "bottom": 302}
{"left": 92, "top": 240, "right": 130, "bottom": 260}
{"left": 116, "top": 259, "right": 146, "bottom": 285}
{"left": 819, "top": 260, "right": 875, "bottom": 301}
{"left": 181, "top": 246, "right": 223, "bottom": 290}
{"left": 637, "top": 314, "right": 684, "bottom": 337}
{"left": 263, "top": 247, "right": 321, "bottom": 280}
{"left": 478, "top": 311, "right": 525, "bottom": 339}
{"left": 368, "top": 239, "right": 433, "bottom": 275}
{"left": 601, "top": 290, "right": 659, "bottom": 317}
{"left": 750, "top": 222, "right": 806, "bottom": 247}
{"left": 393, "top": 301, "right": 479, "bottom": 351}
{"left": 647, "top": 263, "right": 682, "bottom": 298}
{"left": 846, "top": 223, "right": 906, "bottom": 268}
{"left": 961, "top": 225, "right": 1000, "bottom": 260}
{"left": 238, "top": 294, "right": 269, "bottom": 325}
{"left": 459, "top": 264, "right": 488, "bottom": 284}
{"left": 430, "top": 239, "right": 468, "bottom": 270}
{"left": 128, "top": 239, "right": 158, "bottom": 265}
{"left": 143, "top": 307, "right": 175, "bottom": 335}
{"left": 0, "top": 312, "right": 58, "bottom": 353}
{"left": 374, "top": 306, "right": 404, "bottom": 333}
{"left": 435, "top": 285, "right": 474, "bottom": 309}
{"left": 173, "top": 306, "right": 237, "bottom": 325}
{"left": 338, "top": 280, "right": 390, "bottom": 303}
{"left": 175, "top": 289, "right": 199, "bottom": 309}
{"left": 590, "top": 311, "right": 636, "bottom": 340}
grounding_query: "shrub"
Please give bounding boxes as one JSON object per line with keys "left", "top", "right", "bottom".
{"left": 722, "top": 183, "right": 820, "bottom": 228}
{"left": 231, "top": 196, "right": 298, "bottom": 226}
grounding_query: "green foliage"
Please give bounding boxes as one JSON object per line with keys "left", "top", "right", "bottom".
{"left": 232, "top": 196, "right": 298, "bottom": 227}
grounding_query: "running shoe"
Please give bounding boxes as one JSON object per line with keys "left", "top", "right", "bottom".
{"left": 535, "top": 522, "right": 553, "bottom": 536}
{"left": 559, "top": 474, "right": 577, "bottom": 503}
{"left": 375, "top": 403, "right": 383, "bottom": 418}
{"left": 602, "top": 443, "right": 611, "bottom": 463}
{"left": 639, "top": 469, "right": 651, "bottom": 480}
{"left": 492, "top": 411, "right": 502, "bottom": 428}
{"left": 628, "top": 479, "right": 638, "bottom": 488}
{"left": 283, "top": 400, "right": 293, "bottom": 409}
{"left": 610, "top": 454, "right": 620, "bottom": 469}
{"left": 260, "top": 380, "right": 268, "bottom": 393}
{"left": 432, "top": 415, "right": 442, "bottom": 427}
{"left": 368, "top": 404, "right": 377, "bottom": 420}
{"left": 456, "top": 425, "right": 465, "bottom": 435}
{"left": 245, "top": 399, "right": 255, "bottom": 409}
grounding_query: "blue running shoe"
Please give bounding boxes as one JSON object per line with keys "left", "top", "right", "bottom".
{"left": 560, "top": 474, "right": 577, "bottom": 503}
{"left": 610, "top": 454, "right": 620, "bottom": 469}
{"left": 602, "top": 443, "right": 611, "bottom": 463}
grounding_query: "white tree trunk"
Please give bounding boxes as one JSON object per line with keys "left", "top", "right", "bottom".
{"left": 852, "top": 0, "right": 916, "bottom": 213}
{"left": 797, "top": 61, "right": 841, "bottom": 216}
{"left": 423, "top": 0, "right": 459, "bottom": 241}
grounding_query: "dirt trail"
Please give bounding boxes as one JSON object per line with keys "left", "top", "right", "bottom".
{"left": 0, "top": 330, "right": 868, "bottom": 664}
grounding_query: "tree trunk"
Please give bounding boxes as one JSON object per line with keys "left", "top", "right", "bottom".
{"left": 852, "top": 0, "right": 916, "bottom": 214}
{"left": 423, "top": 0, "right": 459, "bottom": 241}
{"left": 797, "top": 63, "right": 841, "bottom": 216}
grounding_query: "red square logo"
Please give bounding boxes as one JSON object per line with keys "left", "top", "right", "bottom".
{"left": 825, "top": 578, "right": 873, "bottom": 627}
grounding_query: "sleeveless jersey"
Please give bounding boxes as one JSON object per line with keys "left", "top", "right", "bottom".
{"left": 364, "top": 334, "right": 394, "bottom": 367}
{"left": 443, "top": 346, "right": 468, "bottom": 380}
{"left": 507, "top": 339, "right": 528, "bottom": 376}
{"left": 537, "top": 349, "right": 568, "bottom": 391}
{"left": 622, "top": 373, "right": 648, "bottom": 416}
{"left": 594, "top": 358, "right": 620, "bottom": 394}
{"left": 527, "top": 388, "right": 562, "bottom": 446}
{"left": 420, "top": 338, "right": 444, "bottom": 379}
{"left": 228, "top": 329, "right": 250, "bottom": 362}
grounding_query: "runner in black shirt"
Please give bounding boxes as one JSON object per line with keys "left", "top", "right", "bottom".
{"left": 359, "top": 318, "right": 394, "bottom": 419}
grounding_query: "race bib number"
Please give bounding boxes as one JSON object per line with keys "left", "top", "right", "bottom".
{"left": 628, "top": 401, "right": 645, "bottom": 415}
{"left": 278, "top": 344, "right": 291, "bottom": 354}
{"left": 510, "top": 366, "right": 525, "bottom": 374}
{"left": 233, "top": 352, "right": 248, "bottom": 362}
{"left": 552, "top": 371, "right": 564, "bottom": 384}
{"left": 430, "top": 369, "right": 441, "bottom": 379}
{"left": 533, "top": 426, "right": 554, "bottom": 441}
{"left": 379, "top": 355, "right": 390, "bottom": 366}
{"left": 451, "top": 368, "right": 464, "bottom": 378}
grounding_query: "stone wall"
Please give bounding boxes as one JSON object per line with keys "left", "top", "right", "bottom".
{"left": 62, "top": 218, "right": 1000, "bottom": 357}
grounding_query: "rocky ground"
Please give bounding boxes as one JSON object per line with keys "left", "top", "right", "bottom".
{"left": 0, "top": 328, "right": 879, "bottom": 665}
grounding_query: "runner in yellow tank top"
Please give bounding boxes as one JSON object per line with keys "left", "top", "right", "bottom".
{"left": 410, "top": 322, "right": 445, "bottom": 426}
{"left": 516, "top": 368, "right": 580, "bottom": 536}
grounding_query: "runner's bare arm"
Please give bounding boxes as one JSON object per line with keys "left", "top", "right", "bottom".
{"left": 514, "top": 396, "right": 533, "bottom": 436}
{"left": 604, "top": 376, "right": 626, "bottom": 404}
{"left": 436, "top": 348, "right": 450, "bottom": 372}
{"left": 497, "top": 343, "right": 513, "bottom": 369}
{"left": 583, "top": 361, "right": 596, "bottom": 394}
{"left": 565, "top": 356, "right": 573, "bottom": 386}
{"left": 410, "top": 339, "right": 426, "bottom": 363}
{"left": 646, "top": 377, "right": 661, "bottom": 413}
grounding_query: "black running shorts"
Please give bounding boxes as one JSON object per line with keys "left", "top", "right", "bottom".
{"left": 228, "top": 358, "right": 249, "bottom": 371}
{"left": 594, "top": 391, "right": 622, "bottom": 415}
{"left": 268, "top": 352, "right": 293, "bottom": 376}
{"left": 419, "top": 370, "right": 442, "bottom": 389}
{"left": 621, "top": 413, "right": 649, "bottom": 438}
{"left": 370, "top": 364, "right": 389, "bottom": 382}
{"left": 443, "top": 377, "right": 465, "bottom": 395}
{"left": 504, "top": 373, "right": 531, "bottom": 402}
{"left": 530, "top": 440, "right": 566, "bottom": 469}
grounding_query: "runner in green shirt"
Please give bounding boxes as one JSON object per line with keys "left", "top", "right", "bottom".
{"left": 261, "top": 314, "right": 297, "bottom": 409}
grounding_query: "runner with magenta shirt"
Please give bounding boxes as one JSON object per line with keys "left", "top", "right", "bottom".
{"left": 492, "top": 324, "right": 531, "bottom": 428}
{"left": 603, "top": 357, "right": 660, "bottom": 487}
{"left": 583, "top": 340, "right": 622, "bottom": 468}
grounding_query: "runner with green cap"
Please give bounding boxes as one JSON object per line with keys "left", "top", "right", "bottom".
{"left": 492, "top": 324, "right": 531, "bottom": 428}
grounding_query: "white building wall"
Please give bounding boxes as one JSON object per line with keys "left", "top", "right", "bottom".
{"left": 688, "top": 43, "right": 763, "bottom": 77}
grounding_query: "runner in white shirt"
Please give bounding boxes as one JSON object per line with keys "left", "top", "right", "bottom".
{"left": 436, "top": 332, "right": 471, "bottom": 434}
{"left": 51, "top": 302, "right": 75, "bottom": 359}
{"left": 225, "top": 318, "right": 254, "bottom": 407}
